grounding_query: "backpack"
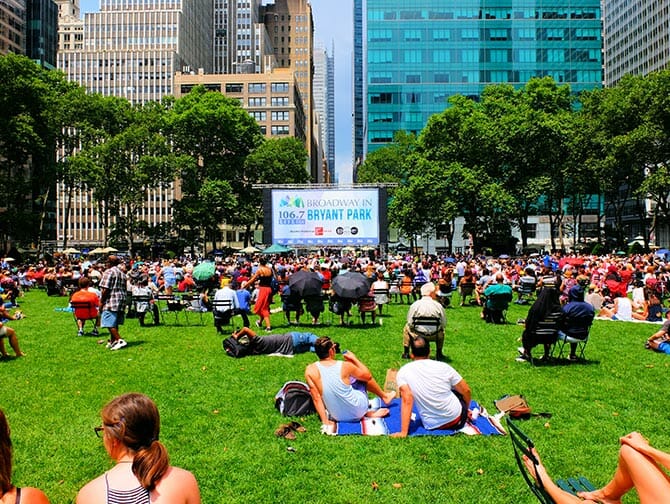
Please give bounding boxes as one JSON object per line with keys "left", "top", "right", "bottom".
{"left": 274, "top": 381, "right": 316, "bottom": 417}
{"left": 222, "top": 335, "right": 252, "bottom": 358}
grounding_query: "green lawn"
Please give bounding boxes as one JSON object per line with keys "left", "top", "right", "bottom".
{"left": 3, "top": 290, "right": 667, "bottom": 503}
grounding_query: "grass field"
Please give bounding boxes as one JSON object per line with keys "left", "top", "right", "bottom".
{"left": 2, "top": 289, "right": 668, "bottom": 503}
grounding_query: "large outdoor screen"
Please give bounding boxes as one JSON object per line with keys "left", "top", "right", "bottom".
{"left": 263, "top": 188, "right": 387, "bottom": 246}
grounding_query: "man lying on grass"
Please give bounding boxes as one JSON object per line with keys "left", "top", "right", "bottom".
{"left": 227, "top": 326, "right": 323, "bottom": 356}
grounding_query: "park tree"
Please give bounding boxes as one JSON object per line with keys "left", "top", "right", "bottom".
{"left": 166, "top": 87, "right": 264, "bottom": 253}
{"left": 579, "top": 76, "right": 650, "bottom": 248}
{"left": 241, "top": 137, "right": 310, "bottom": 245}
{"left": 357, "top": 131, "right": 417, "bottom": 186}
{"left": 0, "top": 54, "right": 81, "bottom": 251}
{"left": 81, "top": 99, "right": 186, "bottom": 253}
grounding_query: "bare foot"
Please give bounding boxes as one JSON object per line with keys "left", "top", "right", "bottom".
{"left": 366, "top": 408, "right": 390, "bottom": 418}
{"left": 382, "top": 391, "right": 396, "bottom": 404}
{"left": 577, "top": 490, "right": 621, "bottom": 504}
{"left": 17, "top": 352, "right": 26, "bottom": 357}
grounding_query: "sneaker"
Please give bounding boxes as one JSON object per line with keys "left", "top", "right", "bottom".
{"left": 517, "top": 346, "right": 526, "bottom": 355}
{"left": 77, "top": 329, "right": 84, "bottom": 336}
{"left": 110, "top": 339, "right": 128, "bottom": 351}
{"left": 264, "top": 327, "right": 273, "bottom": 332}
{"left": 401, "top": 352, "right": 411, "bottom": 360}
{"left": 92, "top": 328, "right": 99, "bottom": 336}
{"left": 255, "top": 320, "right": 262, "bottom": 328}
{"left": 105, "top": 340, "right": 113, "bottom": 349}
{"left": 515, "top": 354, "right": 529, "bottom": 363}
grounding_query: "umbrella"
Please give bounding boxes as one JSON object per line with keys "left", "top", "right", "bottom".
{"left": 655, "top": 249, "right": 670, "bottom": 257}
{"left": 288, "top": 269, "right": 323, "bottom": 297}
{"left": 192, "top": 261, "right": 216, "bottom": 281}
{"left": 262, "top": 243, "right": 292, "bottom": 254}
{"left": 499, "top": 254, "right": 510, "bottom": 259}
{"left": 102, "top": 246, "right": 118, "bottom": 253}
{"left": 63, "top": 247, "right": 81, "bottom": 254}
{"left": 3, "top": 257, "right": 14, "bottom": 262}
{"left": 240, "top": 245, "right": 261, "bottom": 254}
{"left": 332, "top": 271, "right": 372, "bottom": 299}
{"left": 89, "top": 247, "right": 105, "bottom": 254}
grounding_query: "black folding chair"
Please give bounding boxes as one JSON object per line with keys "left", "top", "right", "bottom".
{"left": 211, "top": 298, "right": 235, "bottom": 332}
{"left": 507, "top": 418, "right": 595, "bottom": 504}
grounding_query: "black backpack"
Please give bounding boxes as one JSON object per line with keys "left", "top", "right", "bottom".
{"left": 274, "top": 381, "right": 316, "bottom": 417}
{"left": 222, "top": 335, "right": 252, "bottom": 358}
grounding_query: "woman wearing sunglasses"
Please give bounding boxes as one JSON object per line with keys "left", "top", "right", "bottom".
{"left": 77, "top": 393, "right": 200, "bottom": 504}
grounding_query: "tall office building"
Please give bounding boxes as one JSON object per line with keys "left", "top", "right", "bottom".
{"left": 261, "top": 0, "right": 317, "bottom": 180}
{"left": 0, "top": 0, "right": 26, "bottom": 56}
{"left": 352, "top": 0, "right": 365, "bottom": 174}
{"left": 55, "top": 0, "right": 213, "bottom": 247}
{"left": 603, "top": 0, "right": 670, "bottom": 86}
{"left": 362, "top": 0, "right": 603, "bottom": 157}
{"left": 313, "top": 40, "right": 335, "bottom": 182}
{"left": 26, "top": 0, "right": 58, "bottom": 68}
{"left": 213, "top": 0, "right": 275, "bottom": 74}
{"left": 58, "top": 0, "right": 212, "bottom": 103}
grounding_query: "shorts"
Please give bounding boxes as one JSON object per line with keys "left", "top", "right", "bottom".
{"left": 101, "top": 310, "right": 125, "bottom": 328}
{"left": 291, "top": 332, "right": 317, "bottom": 353}
{"left": 658, "top": 342, "right": 670, "bottom": 355}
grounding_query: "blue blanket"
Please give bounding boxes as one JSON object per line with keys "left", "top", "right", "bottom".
{"left": 334, "top": 399, "right": 506, "bottom": 437}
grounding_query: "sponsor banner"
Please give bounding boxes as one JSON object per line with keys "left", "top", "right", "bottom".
{"left": 271, "top": 189, "right": 380, "bottom": 245}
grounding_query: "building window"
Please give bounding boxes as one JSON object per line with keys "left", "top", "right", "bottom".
{"left": 271, "top": 125, "right": 290, "bottom": 135}
{"left": 271, "top": 97, "right": 289, "bottom": 106}
{"left": 271, "top": 82, "right": 289, "bottom": 92}
{"left": 248, "top": 97, "right": 266, "bottom": 106}
{"left": 225, "top": 83, "right": 243, "bottom": 93}
{"left": 271, "top": 111, "right": 289, "bottom": 121}
{"left": 248, "top": 83, "right": 266, "bottom": 93}
{"left": 524, "top": 223, "right": 537, "bottom": 239}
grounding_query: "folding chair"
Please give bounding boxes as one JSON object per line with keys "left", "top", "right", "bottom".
{"left": 210, "top": 298, "right": 235, "bottom": 332}
{"left": 373, "top": 287, "right": 390, "bottom": 313}
{"left": 527, "top": 312, "right": 562, "bottom": 365}
{"left": 181, "top": 293, "right": 205, "bottom": 325}
{"left": 132, "top": 295, "right": 160, "bottom": 326}
{"left": 507, "top": 418, "right": 595, "bottom": 503}
{"left": 483, "top": 291, "right": 513, "bottom": 324}
{"left": 70, "top": 301, "right": 99, "bottom": 335}
{"left": 410, "top": 315, "right": 443, "bottom": 354}
{"left": 156, "top": 294, "right": 186, "bottom": 325}
{"left": 458, "top": 282, "right": 477, "bottom": 305}
{"left": 552, "top": 314, "right": 592, "bottom": 361}
{"left": 517, "top": 278, "right": 537, "bottom": 304}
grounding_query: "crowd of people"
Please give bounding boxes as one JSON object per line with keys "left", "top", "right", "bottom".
{"left": 2, "top": 247, "right": 670, "bottom": 502}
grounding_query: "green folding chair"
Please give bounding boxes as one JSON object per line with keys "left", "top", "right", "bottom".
{"left": 507, "top": 418, "right": 595, "bottom": 503}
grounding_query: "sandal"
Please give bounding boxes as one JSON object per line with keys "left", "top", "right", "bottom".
{"left": 274, "top": 424, "right": 296, "bottom": 440}
{"left": 288, "top": 421, "right": 306, "bottom": 433}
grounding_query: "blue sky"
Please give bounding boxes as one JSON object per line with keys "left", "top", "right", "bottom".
{"left": 78, "top": 0, "right": 354, "bottom": 181}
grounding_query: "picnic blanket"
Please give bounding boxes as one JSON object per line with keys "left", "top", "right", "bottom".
{"left": 333, "top": 399, "right": 506, "bottom": 437}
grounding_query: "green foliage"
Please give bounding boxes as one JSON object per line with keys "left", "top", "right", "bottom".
{"left": 4, "top": 291, "right": 666, "bottom": 503}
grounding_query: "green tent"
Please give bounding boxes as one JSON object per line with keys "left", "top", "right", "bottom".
{"left": 262, "top": 243, "right": 292, "bottom": 254}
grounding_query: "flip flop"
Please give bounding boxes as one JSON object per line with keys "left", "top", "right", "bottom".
{"left": 288, "top": 421, "right": 306, "bottom": 433}
{"left": 274, "top": 424, "right": 296, "bottom": 440}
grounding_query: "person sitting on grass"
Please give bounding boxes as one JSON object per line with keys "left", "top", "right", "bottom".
{"left": 227, "top": 326, "right": 322, "bottom": 356}
{"left": 305, "top": 337, "right": 395, "bottom": 432}
{"left": 0, "top": 320, "right": 25, "bottom": 359}
{"left": 391, "top": 336, "right": 472, "bottom": 438}
{"left": 646, "top": 310, "right": 670, "bottom": 354}
{"left": 77, "top": 393, "right": 200, "bottom": 504}
{"left": 524, "top": 431, "right": 670, "bottom": 504}
{"left": 0, "top": 409, "right": 50, "bottom": 503}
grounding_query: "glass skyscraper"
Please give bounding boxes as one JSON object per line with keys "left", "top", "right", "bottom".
{"left": 363, "top": 0, "right": 603, "bottom": 155}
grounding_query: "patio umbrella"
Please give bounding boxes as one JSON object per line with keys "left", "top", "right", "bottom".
{"left": 89, "top": 247, "right": 105, "bottom": 254}
{"left": 63, "top": 247, "right": 81, "bottom": 254}
{"left": 332, "top": 271, "right": 372, "bottom": 299}
{"left": 655, "top": 249, "right": 670, "bottom": 257}
{"left": 499, "top": 254, "right": 510, "bottom": 259}
{"left": 192, "top": 261, "right": 216, "bottom": 281}
{"left": 102, "top": 246, "right": 118, "bottom": 253}
{"left": 240, "top": 245, "right": 261, "bottom": 254}
{"left": 288, "top": 269, "right": 323, "bottom": 297}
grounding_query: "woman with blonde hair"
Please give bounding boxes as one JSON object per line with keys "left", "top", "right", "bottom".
{"left": 77, "top": 393, "right": 200, "bottom": 504}
{"left": 0, "top": 409, "right": 50, "bottom": 503}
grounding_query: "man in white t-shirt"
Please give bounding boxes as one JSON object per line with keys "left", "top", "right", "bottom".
{"left": 391, "top": 336, "right": 472, "bottom": 437}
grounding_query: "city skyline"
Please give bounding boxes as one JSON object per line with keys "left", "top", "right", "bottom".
{"left": 77, "top": 0, "right": 354, "bottom": 182}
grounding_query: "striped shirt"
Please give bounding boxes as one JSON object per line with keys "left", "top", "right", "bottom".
{"left": 105, "top": 473, "right": 150, "bottom": 504}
